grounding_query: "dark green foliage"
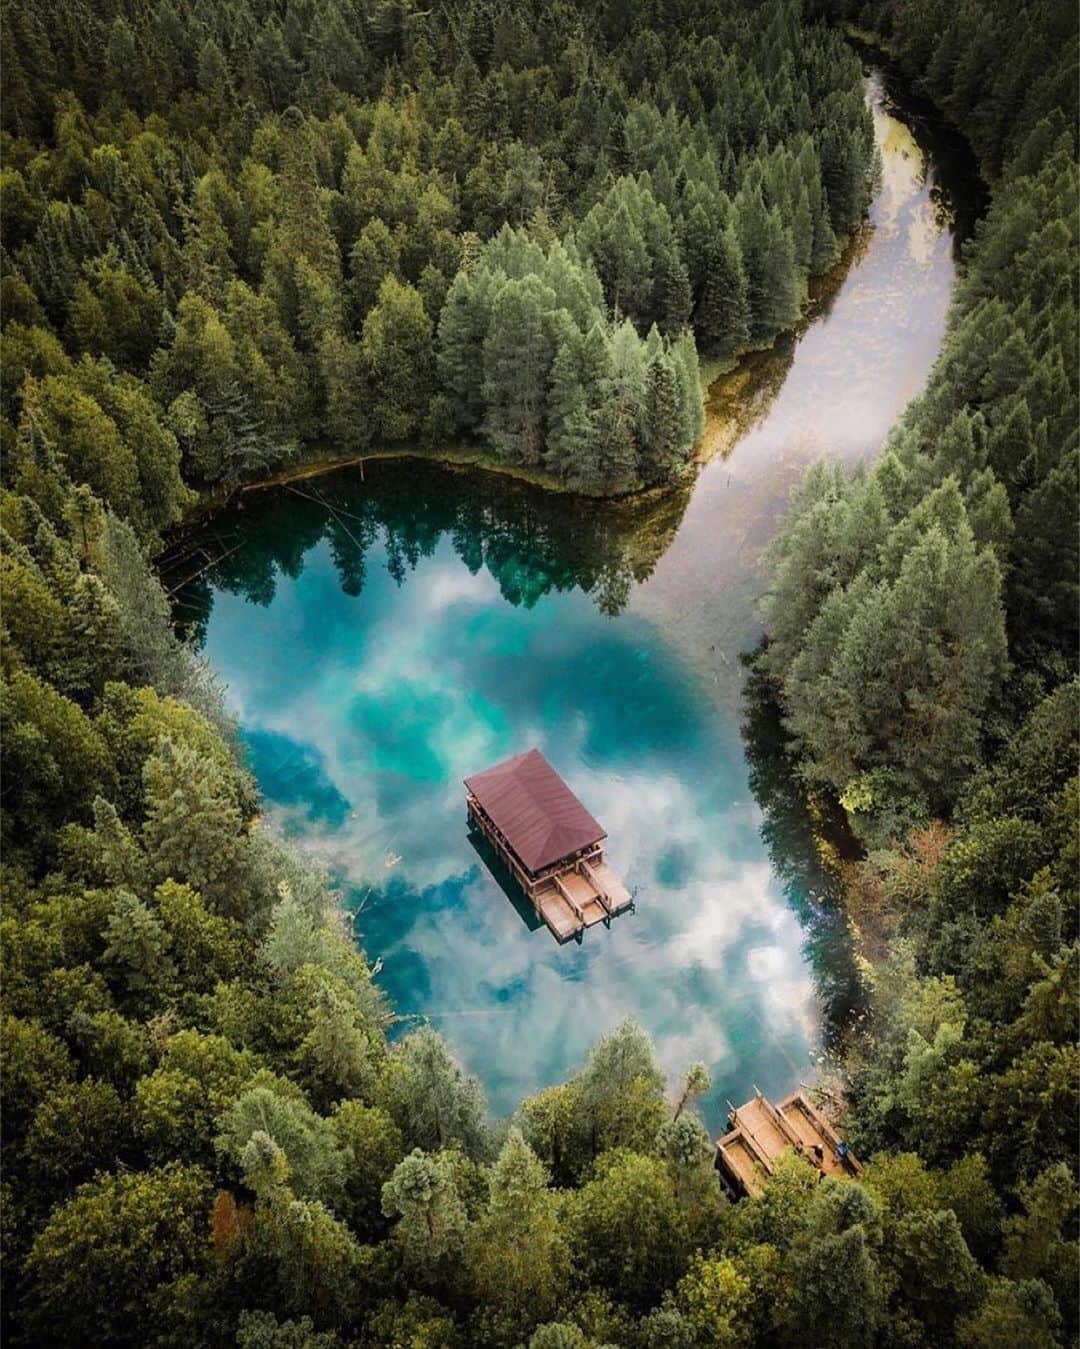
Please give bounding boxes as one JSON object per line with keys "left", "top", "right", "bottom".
{"left": 1, "top": 0, "right": 873, "bottom": 497}
{"left": 22, "top": 1164, "right": 213, "bottom": 1346}
{"left": 735, "top": 185, "right": 804, "bottom": 345}
{"left": 23, "top": 1077, "right": 128, "bottom": 1191}
{"left": 693, "top": 225, "right": 750, "bottom": 358}
{"left": 0, "top": 0, "right": 1075, "bottom": 1344}
{"left": 781, "top": 1223, "right": 883, "bottom": 1347}
{"left": 361, "top": 275, "right": 435, "bottom": 443}
{"left": 567, "top": 1150, "right": 690, "bottom": 1311}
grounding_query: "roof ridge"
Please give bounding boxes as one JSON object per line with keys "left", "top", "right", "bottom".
{"left": 465, "top": 748, "right": 605, "bottom": 874}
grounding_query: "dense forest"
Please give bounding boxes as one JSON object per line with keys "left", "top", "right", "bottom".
{"left": 757, "top": 0, "right": 1080, "bottom": 1344}
{"left": 2, "top": 0, "right": 874, "bottom": 497}
{"left": 0, "top": 0, "right": 1077, "bottom": 1347}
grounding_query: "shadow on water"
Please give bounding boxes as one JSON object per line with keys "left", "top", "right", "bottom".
{"left": 851, "top": 38, "right": 989, "bottom": 249}
{"left": 740, "top": 658, "right": 868, "bottom": 1051}
{"left": 466, "top": 828, "right": 544, "bottom": 936}
{"left": 177, "top": 456, "right": 694, "bottom": 641}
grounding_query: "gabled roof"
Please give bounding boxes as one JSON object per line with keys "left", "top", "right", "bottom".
{"left": 465, "top": 748, "right": 606, "bottom": 874}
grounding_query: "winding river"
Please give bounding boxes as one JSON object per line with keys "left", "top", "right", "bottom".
{"left": 182, "top": 61, "right": 982, "bottom": 1123}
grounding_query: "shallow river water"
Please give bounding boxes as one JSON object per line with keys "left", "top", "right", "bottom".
{"left": 186, "top": 62, "right": 981, "bottom": 1122}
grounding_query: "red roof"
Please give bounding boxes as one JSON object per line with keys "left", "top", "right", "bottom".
{"left": 465, "top": 748, "right": 606, "bottom": 873}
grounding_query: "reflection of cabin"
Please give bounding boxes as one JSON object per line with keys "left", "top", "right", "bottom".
{"left": 714, "top": 1087, "right": 862, "bottom": 1198}
{"left": 465, "top": 748, "right": 633, "bottom": 942}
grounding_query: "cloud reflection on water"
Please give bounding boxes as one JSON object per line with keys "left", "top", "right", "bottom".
{"left": 206, "top": 535, "right": 819, "bottom": 1120}
{"left": 197, "top": 61, "right": 980, "bottom": 1124}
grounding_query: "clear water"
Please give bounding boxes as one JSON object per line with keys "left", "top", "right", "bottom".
{"left": 186, "top": 64, "right": 980, "bottom": 1123}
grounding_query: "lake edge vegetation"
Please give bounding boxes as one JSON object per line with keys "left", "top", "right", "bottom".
{"left": 3, "top": 0, "right": 874, "bottom": 502}
{"left": 757, "top": 0, "right": 1079, "bottom": 1343}
{"left": 1, "top": 1, "right": 1077, "bottom": 1347}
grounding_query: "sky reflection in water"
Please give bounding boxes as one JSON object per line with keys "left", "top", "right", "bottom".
{"left": 632, "top": 68, "right": 982, "bottom": 683}
{"left": 208, "top": 548, "right": 816, "bottom": 1118}
{"left": 196, "top": 65, "right": 977, "bottom": 1125}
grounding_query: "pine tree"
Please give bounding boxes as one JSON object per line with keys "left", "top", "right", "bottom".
{"left": 105, "top": 19, "right": 139, "bottom": 103}
{"left": 735, "top": 184, "right": 802, "bottom": 345}
{"left": 579, "top": 192, "right": 651, "bottom": 320}
{"left": 376, "top": 1026, "right": 490, "bottom": 1159}
{"left": 103, "top": 890, "right": 177, "bottom": 1007}
{"left": 466, "top": 1130, "right": 569, "bottom": 1336}
{"left": 360, "top": 275, "right": 434, "bottom": 442}
{"left": 262, "top": 109, "right": 341, "bottom": 344}
{"left": 217, "top": 1085, "right": 348, "bottom": 1207}
{"left": 381, "top": 1149, "right": 468, "bottom": 1284}
{"left": 671, "top": 331, "right": 705, "bottom": 445}
{"left": 546, "top": 322, "right": 610, "bottom": 486}
{"left": 196, "top": 39, "right": 230, "bottom": 101}
{"left": 141, "top": 736, "right": 253, "bottom": 922}
{"left": 437, "top": 268, "right": 497, "bottom": 433}
{"left": 655, "top": 248, "right": 693, "bottom": 333}
{"left": 785, "top": 514, "right": 1008, "bottom": 835}
{"left": 318, "top": 331, "right": 373, "bottom": 451}
{"left": 347, "top": 218, "right": 400, "bottom": 330}
{"left": 639, "top": 353, "right": 683, "bottom": 486}
{"left": 481, "top": 274, "right": 559, "bottom": 465}
{"left": 693, "top": 223, "right": 750, "bottom": 357}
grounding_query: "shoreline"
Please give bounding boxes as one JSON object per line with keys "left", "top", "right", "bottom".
{"left": 167, "top": 41, "right": 986, "bottom": 557}
{"left": 178, "top": 222, "right": 873, "bottom": 536}
{"left": 161, "top": 41, "right": 991, "bottom": 1099}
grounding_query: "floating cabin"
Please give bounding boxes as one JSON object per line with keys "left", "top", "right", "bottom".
{"left": 714, "top": 1087, "right": 862, "bottom": 1199}
{"left": 465, "top": 748, "right": 633, "bottom": 942}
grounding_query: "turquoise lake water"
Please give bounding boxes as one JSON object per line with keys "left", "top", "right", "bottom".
{"left": 186, "top": 63, "right": 979, "bottom": 1123}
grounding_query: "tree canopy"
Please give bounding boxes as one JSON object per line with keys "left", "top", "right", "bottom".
{"left": 0, "top": 0, "right": 1077, "bottom": 1343}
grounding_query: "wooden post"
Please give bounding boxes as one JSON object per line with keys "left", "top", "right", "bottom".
{"left": 553, "top": 873, "right": 585, "bottom": 922}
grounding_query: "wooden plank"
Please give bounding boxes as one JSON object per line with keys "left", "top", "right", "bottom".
{"left": 752, "top": 1092, "right": 804, "bottom": 1151}
{"left": 559, "top": 870, "right": 607, "bottom": 926}
{"left": 777, "top": 1094, "right": 862, "bottom": 1177}
{"left": 716, "top": 1137, "right": 769, "bottom": 1198}
{"left": 716, "top": 1090, "right": 861, "bottom": 1193}
{"left": 538, "top": 889, "right": 581, "bottom": 942}
{"left": 578, "top": 858, "right": 611, "bottom": 913}
{"left": 553, "top": 872, "right": 586, "bottom": 921}
{"left": 735, "top": 1097, "right": 792, "bottom": 1159}
{"left": 584, "top": 857, "right": 632, "bottom": 912}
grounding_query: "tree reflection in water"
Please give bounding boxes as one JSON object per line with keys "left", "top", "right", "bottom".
{"left": 176, "top": 457, "right": 693, "bottom": 645}
{"left": 741, "top": 658, "right": 867, "bottom": 1054}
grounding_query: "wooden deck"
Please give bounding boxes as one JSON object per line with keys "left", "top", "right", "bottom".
{"left": 467, "top": 792, "right": 632, "bottom": 942}
{"left": 715, "top": 1132, "right": 770, "bottom": 1195}
{"left": 585, "top": 857, "right": 631, "bottom": 910}
{"left": 715, "top": 1088, "right": 861, "bottom": 1198}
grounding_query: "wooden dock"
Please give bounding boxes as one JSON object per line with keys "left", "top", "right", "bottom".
{"left": 714, "top": 1087, "right": 862, "bottom": 1198}
{"left": 465, "top": 748, "right": 633, "bottom": 942}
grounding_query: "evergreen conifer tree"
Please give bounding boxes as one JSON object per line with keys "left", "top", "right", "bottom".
{"left": 693, "top": 223, "right": 750, "bottom": 356}
{"left": 481, "top": 275, "right": 559, "bottom": 465}
{"left": 735, "top": 185, "right": 802, "bottom": 345}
